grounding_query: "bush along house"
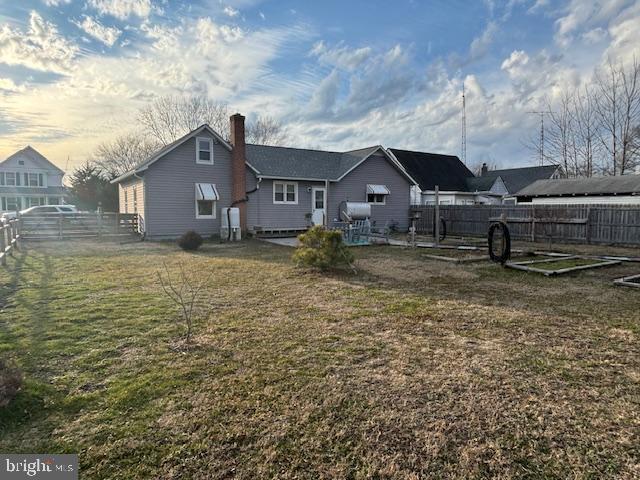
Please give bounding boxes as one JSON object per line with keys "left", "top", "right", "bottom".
{"left": 111, "top": 114, "right": 418, "bottom": 239}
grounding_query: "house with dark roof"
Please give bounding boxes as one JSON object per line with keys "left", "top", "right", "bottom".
{"left": 390, "top": 151, "right": 563, "bottom": 205}
{"left": 0, "top": 146, "right": 68, "bottom": 212}
{"left": 112, "top": 114, "right": 418, "bottom": 238}
{"left": 515, "top": 175, "right": 640, "bottom": 205}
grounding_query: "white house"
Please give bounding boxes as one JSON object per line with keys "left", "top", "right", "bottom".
{"left": 0, "top": 146, "right": 67, "bottom": 212}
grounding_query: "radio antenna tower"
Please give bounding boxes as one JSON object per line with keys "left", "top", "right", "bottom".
{"left": 461, "top": 82, "right": 467, "bottom": 165}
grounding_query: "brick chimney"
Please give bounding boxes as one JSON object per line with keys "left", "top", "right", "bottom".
{"left": 230, "top": 113, "right": 247, "bottom": 230}
{"left": 481, "top": 163, "right": 488, "bottom": 176}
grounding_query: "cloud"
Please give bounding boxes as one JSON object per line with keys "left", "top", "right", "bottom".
{"left": 310, "top": 41, "right": 372, "bottom": 71}
{"left": 469, "top": 21, "right": 498, "bottom": 61}
{"left": 582, "top": 27, "right": 607, "bottom": 45}
{"left": 554, "top": 0, "right": 632, "bottom": 47}
{"left": 223, "top": 6, "right": 240, "bottom": 17}
{"left": 73, "top": 15, "right": 122, "bottom": 47}
{"left": 43, "top": 0, "right": 72, "bottom": 5}
{"left": 0, "top": 10, "right": 79, "bottom": 74}
{"left": 87, "top": 0, "right": 152, "bottom": 20}
{"left": 0, "top": 78, "right": 25, "bottom": 92}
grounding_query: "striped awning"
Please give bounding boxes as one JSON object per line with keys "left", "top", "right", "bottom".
{"left": 366, "top": 184, "right": 390, "bottom": 195}
{"left": 195, "top": 183, "right": 219, "bottom": 201}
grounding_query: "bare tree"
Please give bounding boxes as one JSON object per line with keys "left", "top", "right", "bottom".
{"left": 157, "top": 262, "right": 211, "bottom": 346}
{"left": 246, "top": 115, "right": 288, "bottom": 145}
{"left": 545, "top": 91, "right": 578, "bottom": 177}
{"left": 138, "top": 95, "right": 289, "bottom": 146}
{"left": 139, "top": 95, "right": 230, "bottom": 146}
{"left": 594, "top": 58, "right": 640, "bottom": 175}
{"left": 572, "top": 86, "right": 601, "bottom": 177}
{"left": 468, "top": 159, "right": 500, "bottom": 176}
{"left": 93, "top": 132, "right": 161, "bottom": 178}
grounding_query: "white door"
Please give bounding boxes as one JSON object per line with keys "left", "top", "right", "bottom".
{"left": 311, "top": 187, "right": 326, "bottom": 226}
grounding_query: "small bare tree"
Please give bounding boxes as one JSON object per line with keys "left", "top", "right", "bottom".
{"left": 157, "top": 262, "right": 211, "bottom": 346}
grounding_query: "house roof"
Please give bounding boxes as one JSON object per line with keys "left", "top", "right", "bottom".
{"left": 465, "top": 175, "right": 499, "bottom": 192}
{"left": 479, "top": 165, "right": 559, "bottom": 194}
{"left": 516, "top": 175, "right": 640, "bottom": 197}
{"left": 112, "top": 122, "right": 417, "bottom": 184}
{"left": 1, "top": 146, "right": 65, "bottom": 175}
{"left": 388, "top": 149, "right": 474, "bottom": 191}
{"left": 112, "top": 124, "right": 232, "bottom": 183}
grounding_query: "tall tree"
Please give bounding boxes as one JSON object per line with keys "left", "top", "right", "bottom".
{"left": 93, "top": 132, "right": 160, "bottom": 178}
{"left": 67, "top": 162, "right": 118, "bottom": 211}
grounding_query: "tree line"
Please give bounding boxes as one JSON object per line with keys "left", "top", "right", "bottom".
{"left": 68, "top": 96, "right": 288, "bottom": 210}
{"left": 527, "top": 58, "right": 640, "bottom": 177}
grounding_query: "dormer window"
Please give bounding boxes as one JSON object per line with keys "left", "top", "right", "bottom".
{"left": 196, "top": 137, "right": 213, "bottom": 165}
{"left": 18, "top": 160, "right": 24, "bottom": 165}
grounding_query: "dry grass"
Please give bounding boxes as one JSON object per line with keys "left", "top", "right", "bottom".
{"left": 0, "top": 239, "right": 639, "bottom": 479}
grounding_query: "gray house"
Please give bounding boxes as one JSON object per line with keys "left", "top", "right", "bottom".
{"left": 0, "top": 146, "right": 67, "bottom": 212}
{"left": 112, "top": 115, "right": 417, "bottom": 238}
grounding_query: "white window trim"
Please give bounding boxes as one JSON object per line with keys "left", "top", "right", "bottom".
{"left": 367, "top": 193, "right": 387, "bottom": 205}
{"left": 273, "top": 181, "right": 298, "bottom": 205}
{"left": 195, "top": 198, "right": 217, "bottom": 219}
{"left": 196, "top": 137, "right": 214, "bottom": 165}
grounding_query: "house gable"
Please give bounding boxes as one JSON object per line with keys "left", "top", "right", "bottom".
{"left": 0, "top": 146, "right": 65, "bottom": 174}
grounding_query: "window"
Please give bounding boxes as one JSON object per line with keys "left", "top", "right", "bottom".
{"left": 18, "top": 160, "right": 24, "bottom": 165}
{"left": 0, "top": 172, "right": 4, "bottom": 186}
{"left": 58, "top": 207, "right": 74, "bottom": 212}
{"left": 48, "top": 197, "right": 60, "bottom": 205}
{"left": 26, "top": 197, "right": 46, "bottom": 208}
{"left": 124, "top": 190, "right": 128, "bottom": 213}
{"left": 366, "top": 184, "right": 389, "bottom": 204}
{"left": 5, "top": 172, "right": 15, "bottom": 186}
{"left": 39, "top": 173, "right": 44, "bottom": 186}
{"left": 6, "top": 197, "right": 20, "bottom": 211}
{"left": 133, "top": 189, "right": 138, "bottom": 213}
{"left": 28, "top": 173, "right": 39, "bottom": 187}
{"left": 195, "top": 183, "right": 219, "bottom": 219}
{"left": 273, "top": 182, "right": 298, "bottom": 204}
{"left": 196, "top": 137, "right": 213, "bottom": 164}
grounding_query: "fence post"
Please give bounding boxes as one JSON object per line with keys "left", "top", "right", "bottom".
{"left": 114, "top": 213, "right": 120, "bottom": 234}
{"left": 0, "top": 225, "right": 6, "bottom": 266}
{"left": 531, "top": 206, "right": 536, "bottom": 243}
{"left": 7, "top": 221, "right": 14, "bottom": 257}
{"left": 97, "top": 209, "right": 103, "bottom": 240}
{"left": 585, "top": 207, "right": 592, "bottom": 244}
{"left": 58, "top": 214, "right": 63, "bottom": 240}
{"left": 13, "top": 215, "right": 20, "bottom": 251}
{"left": 434, "top": 186, "right": 440, "bottom": 247}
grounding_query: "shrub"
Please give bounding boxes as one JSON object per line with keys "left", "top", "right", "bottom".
{"left": 178, "top": 230, "right": 203, "bottom": 251}
{"left": 293, "top": 226, "right": 355, "bottom": 271}
{"left": 0, "top": 358, "right": 23, "bottom": 408}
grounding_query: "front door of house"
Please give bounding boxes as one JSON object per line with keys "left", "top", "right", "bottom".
{"left": 311, "top": 187, "right": 326, "bottom": 226}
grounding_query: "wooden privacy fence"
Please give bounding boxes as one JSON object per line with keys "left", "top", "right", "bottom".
{"left": 410, "top": 204, "right": 640, "bottom": 246}
{"left": 0, "top": 218, "right": 21, "bottom": 266}
{"left": 19, "top": 213, "right": 140, "bottom": 241}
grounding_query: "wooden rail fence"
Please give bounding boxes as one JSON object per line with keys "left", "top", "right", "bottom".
{"left": 410, "top": 204, "right": 640, "bottom": 246}
{"left": 0, "top": 218, "right": 21, "bottom": 266}
{"left": 18, "top": 212, "right": 140, "bottom": 241}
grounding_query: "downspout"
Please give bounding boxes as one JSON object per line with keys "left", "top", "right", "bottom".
{"left": 228, "top": 176, "right": 262, "bottom": 241}
{"left": 324, "top": 178, "right": 329, "bottom": 227}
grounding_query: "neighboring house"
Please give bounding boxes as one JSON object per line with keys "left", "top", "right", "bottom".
{"left": 473, "top": 163, "right": 563, "bottom": 204}
{"left": 515, "top": 175, "right": 640, "bottom": 205}
{"left": 391, "top": 151, "right": 563, "bottom": 205}
{"left": 0, "top": 146, "right": 67, "bottom": 213}
{"left": 390, "top": 150, "right": 502, "bottom": 205}
{"left": 112, "top": 115, "right": 417, "bottom": 238}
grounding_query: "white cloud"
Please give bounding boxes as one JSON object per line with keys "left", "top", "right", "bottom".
{"left": 0, "top": 78, "right": 25, "bottom": 92}
{"left": 469, "top": 21, "right": 498, "bottom": 60}
{"left": 310, "top": 41, "right": 372, "bottom": 71}
{"left": 73, "top": 15, "right": 122, "bottom": 47}
{"left": 87, "top": 0, "right": 152, "bottom": 20}
{"left": 582, "top": 27, "right": 607, "bottom": 45}
{"left": 223, "top": 6, "right": 240, "bottom": 17}
{"left": 43, "top": 0, "right": 72, "bottom": 6}
{"left": 554, "top": 0, "right": 631, "bottom": 47}
{"left": 0, "top": 11, "right": 79, "bottom": 74}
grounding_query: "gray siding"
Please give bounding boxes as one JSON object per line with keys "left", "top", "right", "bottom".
{"left": 144, "top": 133, "right": 234, "bottom": 238}
{"left": 329, "top": 153, "right": 411, "bottom": 230}
{"left": 246, "top": 178, "right": 323, "bottom": 230}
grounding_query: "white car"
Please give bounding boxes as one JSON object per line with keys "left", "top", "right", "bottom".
{"left": 1, "top": 205, "right": 78, "bottom": 222}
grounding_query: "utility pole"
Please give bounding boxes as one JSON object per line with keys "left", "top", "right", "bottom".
{"left": 528, "top": 111, "right": 545, "bottom": 166}
{"left": 461, "top": 82, "right": 467, "bottom": 165}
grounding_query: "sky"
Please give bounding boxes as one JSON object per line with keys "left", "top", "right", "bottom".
{"left": 0, "top": 0, "right": 639, "bottom": 173}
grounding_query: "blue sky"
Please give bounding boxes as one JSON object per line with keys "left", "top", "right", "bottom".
{"left": 0, "top": 0, "right": 638, "bottom": 171}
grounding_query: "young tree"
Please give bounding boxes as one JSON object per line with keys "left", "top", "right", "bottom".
{"left": 572, "top": 86, "right": 601, "bottom": 177}
{"left": 67, "top": 162, "right": 118, "bottom": 211}
{"left": 545, "top": 90, "right": 578, "bottom": 177}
